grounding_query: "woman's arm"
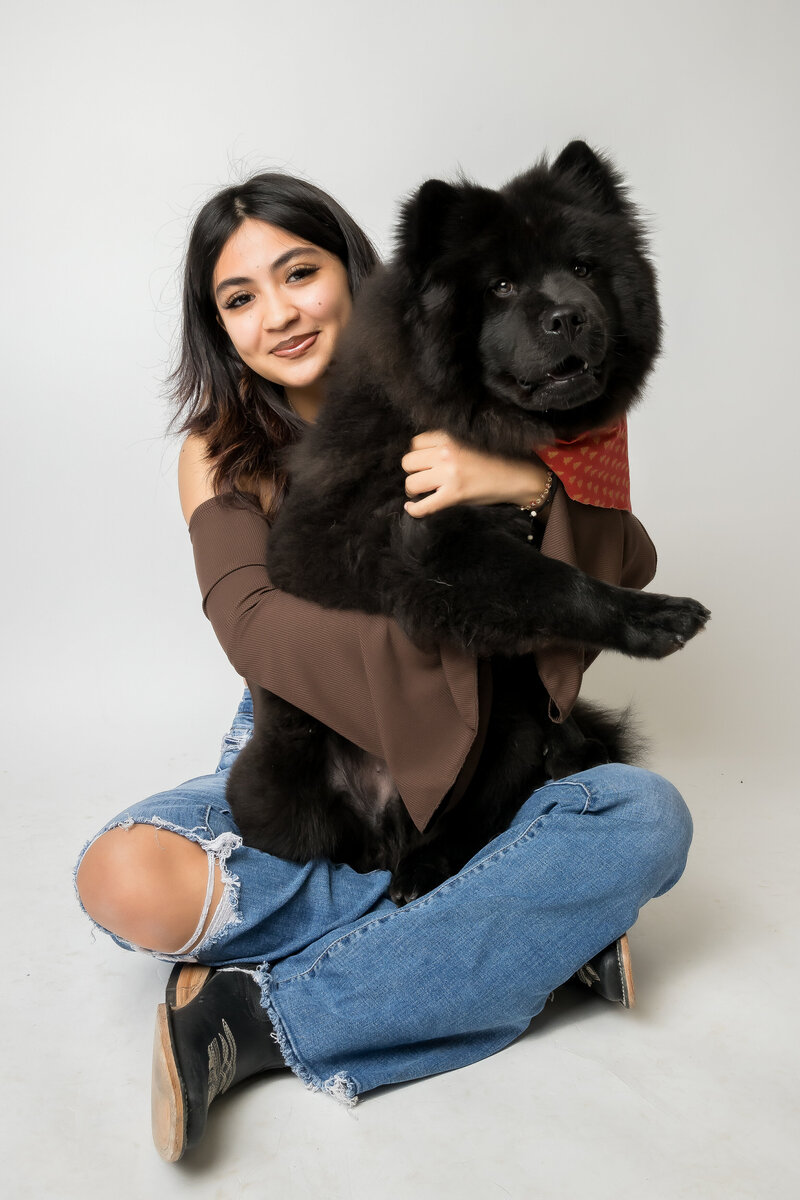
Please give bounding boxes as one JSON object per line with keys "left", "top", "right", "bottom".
{"left": 179, "top": 437, "right": 425, "bottom": 738}
{"left": 180, "top": 436, "right": 480, "bottom": 830}
{"left": 179, "top": 429, "right": 551, "bottom": 528}
{"left": 401, "top": 430, "right": 553, "bottom": 522}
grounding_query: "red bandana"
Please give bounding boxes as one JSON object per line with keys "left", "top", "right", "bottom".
{"left": 536, "top": 418, "right": 631, "bottom": 511}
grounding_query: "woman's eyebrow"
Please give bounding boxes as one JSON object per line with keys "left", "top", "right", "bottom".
{"left": 215, "top": 247, "right": 322, "bottom": 297}
{"left": 215, "top": 275, "right": 253, "bottom": 297}
{"left": 270, "top": 245, "right": 322, "bottom": 272}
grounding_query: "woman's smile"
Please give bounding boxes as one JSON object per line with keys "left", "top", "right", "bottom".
{"left": 272, "top": 332, "right": 319, "bottom": 357}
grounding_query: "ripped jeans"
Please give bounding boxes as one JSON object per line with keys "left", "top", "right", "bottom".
{"left": 74, "top": 688, "right": 693, "bottom": 1104}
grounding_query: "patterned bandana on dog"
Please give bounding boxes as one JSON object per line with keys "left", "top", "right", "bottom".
{"left": 536, "top": 418, "right": 631, "bottom": 511}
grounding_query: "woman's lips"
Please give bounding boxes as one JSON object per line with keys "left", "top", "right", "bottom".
{"left": 272, "top": 332, "right": 319, "bottom": 358}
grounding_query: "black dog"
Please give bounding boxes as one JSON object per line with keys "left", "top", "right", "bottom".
{"left": 227, "top": 142, "right": 709, "bottom": 903}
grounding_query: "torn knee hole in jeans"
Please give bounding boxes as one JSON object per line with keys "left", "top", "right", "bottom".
{"left": 75, "top": 818, "right": 244, "bottom": 961}
{"left": 171, "top": 830, "right": 244, "bottom": 958}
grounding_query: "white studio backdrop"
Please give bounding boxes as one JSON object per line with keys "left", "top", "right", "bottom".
{"left": 1, "top": 0, "right": 796, "bottom": 807}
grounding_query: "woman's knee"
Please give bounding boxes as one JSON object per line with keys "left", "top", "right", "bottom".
{"left": 598, "top": 763, "right": 693, "bottom": 887}
{"left": 75, "top": 822, "right": 213, "bottom": 953}
{"left": 625, "top": 764, "right": 691, "bottom": 847}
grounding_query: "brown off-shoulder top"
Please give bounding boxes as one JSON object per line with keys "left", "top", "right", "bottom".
{"left": 188, "top": 487, "right": 656, "bottom": 831}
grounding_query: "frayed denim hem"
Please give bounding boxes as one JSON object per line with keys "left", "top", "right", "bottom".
{"left": 254, "top": 964, "right": 360, "bottom": 1108}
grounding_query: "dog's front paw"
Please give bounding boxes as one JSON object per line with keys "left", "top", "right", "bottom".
{"left": 623, "top": 593, "right": 711, "bottom": 659}
{"left": 389, "top": 847, "right": 454, "bottom": 906}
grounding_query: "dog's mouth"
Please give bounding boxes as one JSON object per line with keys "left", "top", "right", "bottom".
{"left": 518, "top": 356, "right": 591, "bottom": 390}
{"left": 488, "top": 356, "right": 605, "bottom": 414}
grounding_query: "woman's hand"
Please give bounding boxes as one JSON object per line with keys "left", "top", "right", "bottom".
{"left": 401, "top": 430, "right": 550, "bottom": 517}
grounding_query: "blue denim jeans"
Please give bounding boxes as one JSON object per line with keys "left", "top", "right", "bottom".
{"left": 75, "top": 688, "right": 692, "bottom": 1104}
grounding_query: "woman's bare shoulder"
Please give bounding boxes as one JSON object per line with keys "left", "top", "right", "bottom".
{"left": 178, "top": 432, "right": 274, "bottom": 524}
{"left": 178, "top": 433, "right": 217, "bottom": 526}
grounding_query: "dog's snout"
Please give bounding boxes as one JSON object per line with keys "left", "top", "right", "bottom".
{"left": 541, "top": 305, "right": 586, "bottom": 340}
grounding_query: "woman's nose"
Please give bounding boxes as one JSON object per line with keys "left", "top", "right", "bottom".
{"left": 261, "top": 290, "right": 299, "bottom": 332}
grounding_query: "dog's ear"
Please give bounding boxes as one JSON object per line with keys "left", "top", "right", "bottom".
{"left": 551, "top": 141, "right": 629, "bottom": 215}
{"left": 397, "top": 179, "right": 463, "bottom": 281}
{"left": 398, "top": 179, "right": 509, "bottom": 286}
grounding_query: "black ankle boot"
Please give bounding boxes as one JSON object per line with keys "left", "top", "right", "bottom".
{"left": 575, "top": 932, "right": 636, "bottom": 1008}
{"left": 152, "top": 963, "right": 288, "bottom": 1161}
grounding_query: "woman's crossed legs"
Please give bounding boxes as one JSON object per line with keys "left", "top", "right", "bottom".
{"left": 75, "top": 699, "right": 692, "bottom": 1103}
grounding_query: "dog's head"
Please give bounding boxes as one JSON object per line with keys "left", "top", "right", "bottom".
{"left": 395, "top": 142, "right": 662, "bottom": 447}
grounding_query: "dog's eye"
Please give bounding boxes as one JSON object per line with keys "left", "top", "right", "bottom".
{"left": 491, "top": 279, "right": 516, "bottom": 297}
{"left": 573, "top": 262, "right": 592, "bottom": 278}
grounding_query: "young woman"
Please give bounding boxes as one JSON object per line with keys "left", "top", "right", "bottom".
{"left": 74, "top": 173, "right": 693, "bottom": 1163}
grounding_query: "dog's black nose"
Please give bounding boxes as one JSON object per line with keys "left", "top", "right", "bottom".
{"left": 541, "top": 305, "right": 586, "bottom": 340}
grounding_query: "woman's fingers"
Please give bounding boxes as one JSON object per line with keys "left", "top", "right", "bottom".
{"left": 405, "top": 464, "right": 448, "bottom": 497}
{"left": 403, "top": 429, "right": 496, "bottom": 515}
{"left": 403, "top": 430, "right": 458, "bottom": 502}
{"left": 401, "top": 443, "right": 451, "bottom": 475}
{"left": 407, "top": 430, "right": 449, "bottom": 452}
{"left": 404, "top": 491, "right": 447, "bottom": 517}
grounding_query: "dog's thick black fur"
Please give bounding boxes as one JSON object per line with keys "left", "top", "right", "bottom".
{"left": 227, "top": 142, "right": 710, "bottom": 903}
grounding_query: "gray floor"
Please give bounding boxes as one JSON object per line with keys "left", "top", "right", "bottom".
{"left": 4, "top": 733, "right": 797, "bottom": 1200}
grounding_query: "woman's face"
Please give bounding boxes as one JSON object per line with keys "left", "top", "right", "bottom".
{"left": 213, "top": 218, "right": 352, "bottom": 404}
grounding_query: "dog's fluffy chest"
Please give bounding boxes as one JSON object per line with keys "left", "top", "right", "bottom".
{"left": 326, "top": 741, "right": 401, "bottom": 829}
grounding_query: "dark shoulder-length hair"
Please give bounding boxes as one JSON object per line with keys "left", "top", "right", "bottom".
{"left": 167, "top": 173, "right": 379, "bottom": 519}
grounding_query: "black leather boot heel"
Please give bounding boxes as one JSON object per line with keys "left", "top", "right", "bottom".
{"left": 576, "top": 932, "right": 636, "bottom": 1008}
{"left": 152, "top": 962, "right": 288, "bottom": 1162}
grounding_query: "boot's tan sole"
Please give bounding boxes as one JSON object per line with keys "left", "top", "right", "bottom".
{"left": 169, "top": 963, "right": 212, "bottom": 1008}
{"left": 617, "top": 932, "right": 636, "bottom": 1009}
{"left": 151, "top": 965, "right": 212, "bottom": 1162}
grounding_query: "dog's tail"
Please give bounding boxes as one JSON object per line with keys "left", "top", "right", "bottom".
{"left": 570, "top": 698, "right": 648, "bottom": 765}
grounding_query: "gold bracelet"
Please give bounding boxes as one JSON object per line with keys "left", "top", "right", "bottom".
{"left": 519, "top": 468, "right": 554, "bottom": 517}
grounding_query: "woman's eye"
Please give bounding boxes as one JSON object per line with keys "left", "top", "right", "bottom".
{"left": 222, "top": 291, "right": 252, "bottom": 310}
{"left": 573, "top": 262, "right": 593, "bottom": 278}
{"left": 286, "top": 264, "right": 319, "bottom": 284}
{"left": 491, "top": 279, "right": 516, "bottom": 297}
